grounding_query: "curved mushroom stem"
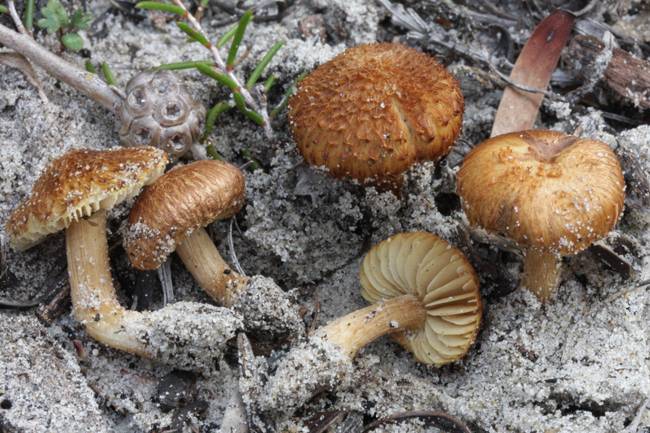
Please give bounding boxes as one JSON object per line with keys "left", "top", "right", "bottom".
{"left": 319, "top": 295, "right": 427, "bottom": 358}
{"left": 0, "top": 23, "right": 121, "bottom": 110}
{"left": 66, "top": 211, "right": 243, "bottom": 370}
{"left": 254, "top": 295, "right": 427, "bottom": 417}
{"left": 176, "top": 227, "right": 249, "bottom": 306}
{"left": 521, "top": 248, "right": 562, "bottom": 302}
{"left": 66, "top": 210, "right": 153, "bottom": 357}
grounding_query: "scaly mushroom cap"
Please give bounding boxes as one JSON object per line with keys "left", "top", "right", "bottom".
{"left": 5, "top": 147, "right": 168, "bottom": 251}
{"left": 124, "top": 160, "right": 245, "bottom": 270}
{"left": 360, "top": 232, "right": 482, "bottom": 366}
{"left": 289, "top": 43, "right": 464, "bottom": 185}
{"left": 457, "top": 130, "right": 625, "bottom": 255}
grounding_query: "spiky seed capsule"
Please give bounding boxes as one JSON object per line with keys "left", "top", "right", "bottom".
{"left": 117, "top": 71, "right": 205, "bottom": 159}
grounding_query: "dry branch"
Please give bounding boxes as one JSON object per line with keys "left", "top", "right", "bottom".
{"left": 565, "top": 35, "right": 650, "bottom": 110}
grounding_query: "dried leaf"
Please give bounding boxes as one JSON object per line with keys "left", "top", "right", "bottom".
{"left": 491, "top": 10, "right": 574, "bottom": 136}
{"left": 0, "top": 52, "right": 48, "bottom": 102}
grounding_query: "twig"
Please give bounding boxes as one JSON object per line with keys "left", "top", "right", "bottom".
{"left": 158, "top": 258, "right": 175, "bottom": 305}
{"left": 36, "top": 278, "right": 71, "bottom": 325}
{"left": 604, "top": 280, "right": 650, "bottom": 304}
{"left": 0, "top": 52, "right": 49, "bottom": 102}
{"left": 169, "top": 0, "right": 273, "bottom": 138}
{"left": 7, "top": 0, "right": 28, "bottom": 35}
{"left": 363, "top": 410, "right": 472, "bottom": 433}
{"left": 0, "top": 23, "right": 122, "bottom": 110}
{"left": 624, "top": 398, "right": 650, "bottom": 433}
{"left": 228, "top": 218, "right": 246, "bottom": 276}
{"left": 566, "top": 0, "right": 598, "bottom": 17}
{"left": 488, "top": 61, "right": 552, "bottom": 95}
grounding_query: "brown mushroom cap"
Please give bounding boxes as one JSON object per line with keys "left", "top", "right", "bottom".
{"left": 360, "top": 232, "right": 482, "bottom": 366}
{"left": 457, "top": 130, "right": 625, "bottom": 255}
{"left": 124, "top": 160, "right": 245, "bottom": 270}
{"left": 289, "top": 42, "right": 464, "bottom": 185}
{"left": 6, "top": 147, "right": 168, "bottom": 251}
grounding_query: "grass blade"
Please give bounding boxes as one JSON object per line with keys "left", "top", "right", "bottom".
{"left": 246, "top": 41, "right": 283, "bottom": 90}
{"left": 263, "top": 74, "right": 276, "bottom": 93}
{"left": 177, "top": 21, "right": 209, "bottom": 47}
{"left": 195, "top": 63, "right": 238, "bottom": 90}
{"left": 226, "top": 10, "right": 253, "bottom": 69}
{"left": 203, "top": 100, "right": 231, "bottom": 139}
{"left": 217, "top": 24, "right": 237, "bottom": 48}
{"left": 156, "top": 60, "right": 212, "bottom": 70}
{"left": 0, "top": 5, "right": 8, "bottom": 13}
{"left": 135, "top": 1, "right": 185, "bottom": 16}
{"left": 271, "top": 71, "right": 306, "bottom": 118}
{"left": 24, "top": 0, "right": 35, "bottom": 30}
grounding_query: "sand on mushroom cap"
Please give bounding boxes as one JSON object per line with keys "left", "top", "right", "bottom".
{"left": 5, "top": 148, "right": 242, "bottom": 371}
{"left": 289, "top": 42, "right": 464, "bottom": 188}
{"left": 124, "top": 159, "right": 303, "bottom": 337}
{"left": 457, "top": 129, "right": 626, "bottom": 301}
{"left": 255, "top": 232, "right": 482, "bottom": 417}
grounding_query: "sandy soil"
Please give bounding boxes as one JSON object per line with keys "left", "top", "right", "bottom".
{"left": 0, "top": 0, "right": 648, "bottom": 432}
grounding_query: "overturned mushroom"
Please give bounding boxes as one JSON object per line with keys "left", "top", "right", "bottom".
{"left": 252, "top": 232, "right": 482, "bottom": 416}
{"left": 5, "top": 148, "right": 242, "bottom": 371}
{"left": 457, "top": 130, "right": 625, "bottom": 301}
{"left": 124, "top": 160, "right": 303, "bottom": 337}
{"left": 289, "top": 42, "right": 464, "bottom": 188}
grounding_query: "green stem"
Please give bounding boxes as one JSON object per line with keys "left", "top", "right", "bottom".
{"left": 156, "top": 60, "right": 213, "bottom": 70}
{"left": 177, "top": 21, "right": 209, "bottom": 47}
{"left": 202, "top": 100, "right": 232, "bottom": 140}
{"left": 195, "top": 63, "right": 238, "bottom": 91}
{"left": 136, "top": 1, "right": 185, "bottom": 16}
{"left": 216, "top": 24, "right": 237, "bottom": 48}
{"left": 226, "top": 10, "right": 252, "bottom": 69}
{"left": 246, "top": 41, "right": 283, "bottom": 90}
{"left": 24, "top": 0, "right": 35, "bottom": 31}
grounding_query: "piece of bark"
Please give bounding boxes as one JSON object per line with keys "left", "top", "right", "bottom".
{"left": 565, "top": 35, "right": 650, "bottom": 110}
{"left": 491, "top": 10, "right": 575, "bottom": 136}
{"left": 36, "top": 277, "right": 70, "bottom": 325}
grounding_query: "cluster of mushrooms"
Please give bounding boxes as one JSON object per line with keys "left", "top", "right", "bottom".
{"left": 4, "top": 42, "right": 625, "bottom": 421}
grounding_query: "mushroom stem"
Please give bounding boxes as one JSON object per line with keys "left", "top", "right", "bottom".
{"left": 66, "top": 210, "right": 152, "bottom": 358}
{"left": 176, "top": 227, "right": 249, "bottom": 306}
{"left": 521, "top": 248, "right": 562, "bottom": 302}
{"left": 0, "top": 23, "right": 121, "bottom": 110}
{"left": 319, "top": 295, "right": 427, "bottom": 358}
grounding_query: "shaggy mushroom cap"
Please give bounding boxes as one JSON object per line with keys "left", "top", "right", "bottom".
{"left": 6, "top": 147, "right": 168, "bottom": 251}
{"left": 289, "top": 42, "right": 464, "bottom": 185}
{"left": 124, "top": 160, "right": 245, "bottom": 270}
{"left": 360, "top": 232, "right": 482, "bottom": 365}
{"left": 456, "top": 130, "right": 625, "bottom": 255}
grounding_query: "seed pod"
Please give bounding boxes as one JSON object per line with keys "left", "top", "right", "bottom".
{"left": 117, "top": 70, "right": 205, "bottom": 159}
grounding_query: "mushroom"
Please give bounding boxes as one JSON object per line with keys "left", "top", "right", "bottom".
{"left": 5, "top": 147, "right": 242, "bottom": 371}
{"left": 457, "top": 130, "right": 625, "bottom": 301}
{"left": 251, "top": 232, "right": 482, "bottom": 416}
{"left": 289, "top": 42, "right": 464, "bottom": 188}
{"left": 123, "top": 159, "right": 303, "bottom": 337}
